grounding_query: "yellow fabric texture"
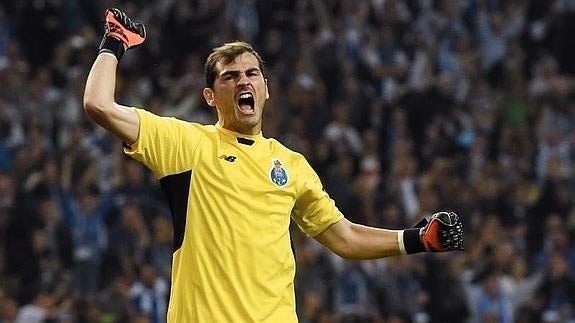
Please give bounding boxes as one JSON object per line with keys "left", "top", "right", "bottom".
{"left": 124, "top": 109, "right": 343, "bottom": 322}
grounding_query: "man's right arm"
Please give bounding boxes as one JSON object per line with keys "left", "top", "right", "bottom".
{"left": 83, "top": 8, "right": 146, "bottom": 145}
{"left": 83, "top": 53, "right": 140, "bottom": 145}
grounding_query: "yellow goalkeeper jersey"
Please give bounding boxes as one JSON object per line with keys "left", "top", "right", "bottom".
{"left": 124, "top": 109, "right": 344, "bottom": 323}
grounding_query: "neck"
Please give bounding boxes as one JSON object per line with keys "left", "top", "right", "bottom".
{"left": 218, "top": 122, "right": 261, "bottom": 136}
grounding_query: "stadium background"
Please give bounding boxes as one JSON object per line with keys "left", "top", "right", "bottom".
{"left": 1, "top": 0, "right": 575, "bottom": 322}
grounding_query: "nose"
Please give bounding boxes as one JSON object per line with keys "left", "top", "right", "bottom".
{"left": 238, "top": 72, "right": 251, "bottom": 85}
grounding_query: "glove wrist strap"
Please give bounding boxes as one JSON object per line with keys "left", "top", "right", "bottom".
{"left": 403, "top": 228, "right": 425, "bottom": 254}
{"left": 99, "top": 36, "right": 126, "bottom": 60}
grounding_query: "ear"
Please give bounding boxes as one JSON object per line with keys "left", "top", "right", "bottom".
{"left": 203, "top": 88, "right": 216, "bottom": 107}
{"left": 265, "top": 79, "right": 270, "bottom": 100}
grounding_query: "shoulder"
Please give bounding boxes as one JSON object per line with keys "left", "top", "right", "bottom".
{"left": 265, "top": 137, "right": 314, "bottom": 176}
{"left": 266, "top": 137, "right": 306, "bottom": 161}
{"left": 187, "top": 122, "right": 218, "bottom": 135}
{"left": 138, "top": 109, "right": 217, "bottom": 135}
{"left": 265, "top": 137, "right": 297, "bottom": 155}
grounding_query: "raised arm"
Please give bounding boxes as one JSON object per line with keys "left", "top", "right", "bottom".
{"left": 84, "top": 54, "right": 139, "bottom": 144}
{"left": 83, "top": 8, "right": 146, "bottom": 145}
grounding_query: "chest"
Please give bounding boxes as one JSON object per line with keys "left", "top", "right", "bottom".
{"left": 192, "top": 138, "right": 296, "bottom": 209}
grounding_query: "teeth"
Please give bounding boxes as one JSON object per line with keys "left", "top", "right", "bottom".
{"left": 239, "top": 93, "right": 253, "bottom": 99}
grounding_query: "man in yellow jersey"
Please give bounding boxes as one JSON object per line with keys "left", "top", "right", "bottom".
{"left": 84, "top": 8, "right": 464, "bottom": 323}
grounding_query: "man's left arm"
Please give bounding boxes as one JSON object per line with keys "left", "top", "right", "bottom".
{"left": 315, "top": 211, "right": 464, "bottom": 259}
{"left": 314, "top": 218, "right": 403, "bottom": 259}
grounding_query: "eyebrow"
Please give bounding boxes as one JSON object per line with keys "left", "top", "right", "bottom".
{"left": 219, "top": 67, "right": 261, "bottom": 78}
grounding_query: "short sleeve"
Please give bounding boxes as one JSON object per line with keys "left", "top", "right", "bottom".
{"left": 123, "top": 108, "right": 204, "bottom": 178}
{"left": 291, "top": 156, "right": 344, "bottom": 237}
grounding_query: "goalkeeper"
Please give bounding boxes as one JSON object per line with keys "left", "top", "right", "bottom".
{"left": 83, "top": 8, "right": 465, "bottom": 323}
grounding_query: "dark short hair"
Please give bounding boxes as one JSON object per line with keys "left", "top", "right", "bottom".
{"left": 204, "top": 41, "right": 265, "bottom": 89}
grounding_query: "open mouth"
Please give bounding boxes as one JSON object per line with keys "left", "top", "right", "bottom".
{"left": 237, "top": 92, "right": 255, "bottom": 114}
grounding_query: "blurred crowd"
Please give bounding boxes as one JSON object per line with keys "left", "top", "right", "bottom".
{"left": 1, "top": 0, "right": 575, "bottom": 322}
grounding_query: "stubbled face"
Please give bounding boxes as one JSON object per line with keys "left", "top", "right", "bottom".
{"left": 203, "top": 52, "right": 269, "bottom": 135}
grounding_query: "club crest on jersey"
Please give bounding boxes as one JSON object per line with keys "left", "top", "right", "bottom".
{"left": 270, "top": 159, "right": 288, "bottom": 186}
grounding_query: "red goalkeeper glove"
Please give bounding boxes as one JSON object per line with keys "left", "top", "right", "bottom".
{"left": 98, "top": 8, "right": 146, "bottom": 60}
{"left": 402, "top": 211, "right": 464, "bottom": 254}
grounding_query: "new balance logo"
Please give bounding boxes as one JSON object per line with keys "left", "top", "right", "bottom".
{"left": 218, "top": 155, "right": 237, "bottom": 162}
